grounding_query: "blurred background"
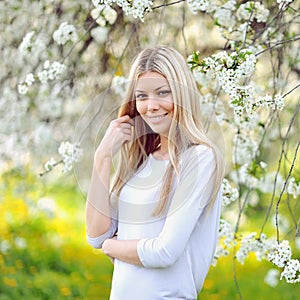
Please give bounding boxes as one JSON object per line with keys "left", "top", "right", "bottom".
{"left": 1, "top": 0, "right": 299, "bottom": 299}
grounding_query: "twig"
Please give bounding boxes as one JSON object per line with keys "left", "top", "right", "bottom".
{"left": 256, "top": 36, "right": 300, "bottom": 56}
{"left": 152, "top": 0, "right": 186, "bottom": 10}
{"left": 275, "top": 140, "right": 300, "bottom": 241}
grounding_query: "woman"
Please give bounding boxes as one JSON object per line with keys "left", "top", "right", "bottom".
{"left": 86, "top": 46, "right": 224, "bottom": 300}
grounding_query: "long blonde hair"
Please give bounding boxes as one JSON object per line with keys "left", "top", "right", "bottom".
{"left": 111, "top": 46, "right": 224, "bottom": 216}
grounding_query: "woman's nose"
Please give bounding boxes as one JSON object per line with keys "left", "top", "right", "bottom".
{"left": 147, "top": 97, "right": 160, "bottom": 111}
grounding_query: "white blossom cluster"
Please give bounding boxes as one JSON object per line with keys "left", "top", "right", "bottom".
{"left": 236, "top": 232, "right": 261, "bottom": 264}
{"left": 213, "top": 0, "right": 237, "bottom": 29}
{"left": 268, "top": 240, "right": 300, "bottom": 283}
{"left": 235, "top": 233, "right": 276, "bottom": 264}
{"left": 187, "top": 0, "right": 212, "bottom": 14}
{"left": 91, "top": 0, "right": 153, "bottom": 21}
{"left": 226, "top": 233, "right": 300, "bottom": 284}
{"left": 264, "top": 269, "right": 280, "bottom": 287}
{"left": 44, "top": 157, "right": 57, "bottom": 172}
{"left": 90, "top": 6, "right": 116, "bottom": 43}
{"left": 191, "top": 49, "right": 257, "bottom": 122}
{"left": 91, "top": 6, "right": 118, "bottom": 26}
{"left": 57, "top": 141, "right": 83, "bottom": 172}
{"left": 222, "top": 178, "right": 239, "bottom": 206}
{"left": 287, "top": 177, "right": 300, "bottom": 199}
{"left": 255, "top": 94, "right": 285, "bottom": 111}
{"left": 18, "top": 31, "right": 46, "bottom": 57}
{"left": 18, "top": 60, "right": 66, "bottom": 95}
{"left": 53, "top": 22, "right": 78, "bottom": 45}
{"left": 17, "top": 73, "right": 35, "bottom": 94}
{"left": 277, "top": 0, "right": 294, "bottom": 5}
{"left": 280, "top": 259, "right": 300, "bottom": 283}
{"left": 38, "top": 60, "right": 67, "bottom": 84}
{"left": 212, "top": 218, "right": 235, "bottom": 265}
{"left": 268, "top": 240, "right": 291, "bottom": 268}
{"left": 237, "top": 1, "right": 270, "bottom": 23}
{"left": 112, "top": 75, "right": 128, "bottom": 96}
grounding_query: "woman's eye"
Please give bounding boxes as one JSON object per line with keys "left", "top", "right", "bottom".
{"left": 158, "top": 90, "right": 171, "bottom": 96}
{"left": 136, "top": 94, "right": 147, "bottom": 100}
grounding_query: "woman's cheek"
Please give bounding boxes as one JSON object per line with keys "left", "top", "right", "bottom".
{"left": 136, "top": 101, "right": 147, "bottom": 115}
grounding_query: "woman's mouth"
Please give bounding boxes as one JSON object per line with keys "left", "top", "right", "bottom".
{"left": 147, "top": 113, "right": 168, "bottom": 121}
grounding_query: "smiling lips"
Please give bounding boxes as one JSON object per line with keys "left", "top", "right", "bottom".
{"left": 146, "top": 113, "right": 168, "bottom": 122}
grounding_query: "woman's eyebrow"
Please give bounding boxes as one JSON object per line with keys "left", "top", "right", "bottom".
{"left": 135, "top": 85, "right": 170, "bottom": 93}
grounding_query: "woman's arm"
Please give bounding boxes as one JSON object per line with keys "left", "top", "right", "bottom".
{"left": 102, "top": 239, "right": 143, "bottom": 266}
{"left": 137, "top": 146, "right": 219, "bottom": 268}
{"left": 86, "top": 115, "right": 133, "bottom": 239}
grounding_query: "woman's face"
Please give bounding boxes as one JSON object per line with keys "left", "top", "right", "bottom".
{"left": 135, "top": 71, "right": 174, "bottom": 136}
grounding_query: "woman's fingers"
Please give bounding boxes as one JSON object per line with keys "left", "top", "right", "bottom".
{"left": 98, "top": 115, "right": 134, "bottom": 157}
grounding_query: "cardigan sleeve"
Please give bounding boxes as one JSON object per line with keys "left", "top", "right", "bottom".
{"left": 137, "top": 145, "right": 218, "bottom": 268}
{"left": 86, "top": 217, "right": 118, "bottom": 249}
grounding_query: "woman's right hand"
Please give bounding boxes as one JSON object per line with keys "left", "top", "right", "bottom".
{"left": 95, "top": 115, "right": 134, "bottom": 161}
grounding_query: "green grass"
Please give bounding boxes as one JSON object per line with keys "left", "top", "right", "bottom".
{"left": 0, "top": 168, "right": 299, "bottom": 299}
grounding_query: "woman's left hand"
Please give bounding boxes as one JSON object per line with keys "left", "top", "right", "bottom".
{"left": 103, "top": 236, "right": 117, "bottom": 264}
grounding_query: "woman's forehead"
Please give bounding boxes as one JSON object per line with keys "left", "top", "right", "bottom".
{"left": 135, "top": 71, "right": 170, "bottom": 91}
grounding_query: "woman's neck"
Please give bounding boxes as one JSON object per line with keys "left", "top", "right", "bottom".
{"left": 153, "top": 135, "right": 169, "bottom": 160}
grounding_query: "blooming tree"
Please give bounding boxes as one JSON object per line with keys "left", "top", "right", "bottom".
{"left": 1, "top": 0, "right": 299, "bottom": 294}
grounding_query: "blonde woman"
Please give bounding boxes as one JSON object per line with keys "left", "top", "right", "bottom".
{"left": 86, "top": 46, "right": 225, "bottom": 300}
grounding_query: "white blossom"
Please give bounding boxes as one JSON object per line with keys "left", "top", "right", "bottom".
{"left": 53, "top": 22, "right": 78, "bottom": 45}
{"left": 18, "top": 31, "right": 46, "bottom": 60}
{"left": 91, "top": 26, "right": 109, "bottom": 44}
{"left": 44, "top": 157, "right": 57, "bottom": 172}
{"left": 236, "top": 232, "right": 260, "bottom": 264}
{"left": 214, "top": 8, "right": 236, "bottom": 29}
{"left": 92, "top": 0, "right": 153, "bottom": 21}
{"left": 37, "top": 61, "right": 66, "bottom": 84}
{"left": 19, "top": 31, "right": 36, "bottom": 54}
{"left": 17, "top": 83, "right": 28, "bottom": 95}
{"left": 280, "top": 259, "right": 300, "bottom": 283}
{"left": 91, "top": 8, "right": 107, "bottom": 26}
{"left": 277, "top": 0, "right": 294, "bottom": 4}
{"left": 268, "top": 240, "right": 291, "bottom": 268}
{"left": 24, "top": 73, "right": 35, "bottom": 86}
{"left": 187, "top": 0, "right": 213, "bottom": 14}
{"left": 222, "top": 178, "right": 239, "bottom": 206}
{"left": 237, "top": 2, "right": 269, "bottom": 23}
{"left": 103, "top": 6, "right": 118, "bottom": 24}
{"left": 286, "top": 177, "right": 300, "bottom": 199}
{"left": 213, "top": 219, "right": 235, "bottom": 265}
{"left": 112, "top": 75, "right": 128, "bottom": 96}
{"left": 58, "top": 141, "right": 83, "bottom": 172}
{"left": 264, "top": 269, "right": 280, "bottom": 287}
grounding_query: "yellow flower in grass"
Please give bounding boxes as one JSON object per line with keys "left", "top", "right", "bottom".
{"left": 3, "top": 277, "right": 17, "bottom": 287}
{"left": 60, "top": 286, "right": 71, "bottom": 296}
